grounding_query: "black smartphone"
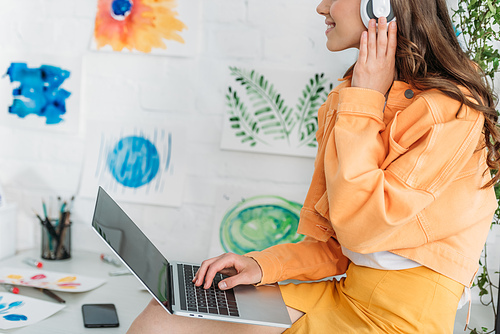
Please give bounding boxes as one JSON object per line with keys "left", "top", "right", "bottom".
{"left": 82, "top": 303, "right": 120, "bottom": 328}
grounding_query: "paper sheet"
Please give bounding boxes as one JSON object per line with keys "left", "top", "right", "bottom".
{"left": 0, "top": 268, "right": 106, "bottom": 292}
{"left": 0, "top": 292, "right": 65, "bottom": 330}
{"left": 79, "top": 121, "right": 187, "bottom": 207}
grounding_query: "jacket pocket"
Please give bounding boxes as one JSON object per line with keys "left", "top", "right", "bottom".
{"left": 381, "top": 110, "right": 409, "bottom": 170}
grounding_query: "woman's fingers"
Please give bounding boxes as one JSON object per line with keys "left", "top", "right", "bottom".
{"left": 367, "top": 19, "right": 377, "bottom": 60}
{"left": 357, "top": 18, "right": 388, "bottom": 66}
{"left": 352, "top": 18, "right": 397, "bottom": 94}
{"left": 387, "top": 21, "right": 398, "bottom": 58}
{"left": 193, "top": 255, "right": 220, "bottom": 287}
{"left": 377, "top": 17, "right": 388, "bottom": 57}
{"left": 193, "top": 253, "right": 263, "bottom": 290}
{"left": 358, "top": 31, "right": 368, "bottom": 64}
{"left": 367, "top": 17, "right": 391, "bottom": 59}
{"left": 203, "top": 254, "right": 239, "bottom": 289}
{"left": 218, "top": 256, "right": 262, "bottom": 290}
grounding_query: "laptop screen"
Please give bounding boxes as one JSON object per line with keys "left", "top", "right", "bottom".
{"left": 91, "top": 187, "right": 173, "bottom": 313}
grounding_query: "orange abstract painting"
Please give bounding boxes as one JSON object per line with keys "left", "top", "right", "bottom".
{"left": 94, "top": 0, "right": 187, "bottom": 53}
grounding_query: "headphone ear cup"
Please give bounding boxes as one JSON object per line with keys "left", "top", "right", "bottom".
{"left": 385, "top": 7, "right": 396, "bottom": 25}
{"left": 360, "top": 0, "right": 375, "bottom": 29}
{"left": 360, "top": 0, "right": 396, "bottom": 29}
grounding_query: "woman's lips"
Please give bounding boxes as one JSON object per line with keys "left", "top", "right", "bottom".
{"left": 325, "top": 23, "right": 335, "bottom": 34}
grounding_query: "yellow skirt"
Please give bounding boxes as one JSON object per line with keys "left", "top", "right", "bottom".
{"left": 280, "top": 263, "right": 464, "bottom": 334}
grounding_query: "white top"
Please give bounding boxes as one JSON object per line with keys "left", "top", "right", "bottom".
{"left": 341, "top": 246, "right": 421, "bottom": 270}
{"left": 341, "top": 246, "right": 469, "bottom": 309}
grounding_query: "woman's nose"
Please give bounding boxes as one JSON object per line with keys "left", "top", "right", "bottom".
{"left": 316, "top": 0, "right": 330, "bottom": 16}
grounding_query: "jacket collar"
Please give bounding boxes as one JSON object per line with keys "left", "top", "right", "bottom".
{"left": 383, "top": 81, "right": 422, "bottom": 123}
{"left": 386, "top": 81, "right": 421, "bottom": 109}
{"left": 334, "top": 78, "right": 422, "bottom": 121}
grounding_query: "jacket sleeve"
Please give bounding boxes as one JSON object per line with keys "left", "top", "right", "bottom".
{"left": 245, "top": 236, "right": 349, "bottom": 285}
{"left": 325, "top": 87, "right": 485, "bottom": 253}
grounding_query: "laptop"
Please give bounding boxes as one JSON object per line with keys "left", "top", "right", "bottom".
{"left": 91, "top": 187, "right": 292, "bottom": 328}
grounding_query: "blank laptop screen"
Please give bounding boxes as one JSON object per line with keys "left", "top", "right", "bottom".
{"left": 92, "top": 187, "right": 173, "bottom": 312}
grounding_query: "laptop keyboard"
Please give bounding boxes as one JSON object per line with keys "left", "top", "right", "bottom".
{"left": 178, "top": 264, "right": 240, "bottom": 317}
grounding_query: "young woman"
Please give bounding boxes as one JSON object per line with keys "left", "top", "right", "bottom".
{"left": 128, "top": 0, "right": 499, "bottom": 332}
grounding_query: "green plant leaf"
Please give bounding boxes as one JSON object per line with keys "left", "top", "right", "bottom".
{"left": 452, "top": 2, "right": 500, "bottom": 332}
{"left": 229, "top": 67, "right": 295, "bottom": 142}
{"left": 225, "top": 86, "right": 267, "bottom": 147}
{"left": 295, "top": 73, "right": 333, "bottom": 148}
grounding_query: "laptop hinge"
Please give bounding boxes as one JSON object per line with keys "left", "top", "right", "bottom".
{"left": 169, "top": 264, "right": 175, "bottom": 306}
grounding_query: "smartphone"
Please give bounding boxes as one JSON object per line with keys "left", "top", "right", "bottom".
{"left": 82, "top": 303, "right": 120, "bottom": 328}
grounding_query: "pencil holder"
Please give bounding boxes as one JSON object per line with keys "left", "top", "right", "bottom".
{"left": 41, "top": 218, "right": 71, "bottom": 260}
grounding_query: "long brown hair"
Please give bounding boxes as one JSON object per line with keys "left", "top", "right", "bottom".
{"left": 345, "top": 0, "right": 499, "bottom": 187}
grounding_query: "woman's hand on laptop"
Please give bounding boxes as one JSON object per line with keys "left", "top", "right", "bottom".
{"left": 193, "top": 253, "right": 263, "bottom": 290}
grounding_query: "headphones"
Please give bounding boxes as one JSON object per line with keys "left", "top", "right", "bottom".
{"left": 360, "top": 0, "right": 396, "bottom": 28}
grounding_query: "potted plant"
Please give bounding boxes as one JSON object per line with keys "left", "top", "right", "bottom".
{"left": 452, "top": 0, "right": 500, "bottom": 333}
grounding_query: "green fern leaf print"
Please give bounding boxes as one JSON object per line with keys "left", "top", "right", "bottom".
{"left": 225, "top": 86, "right": 264, "bottom": 147}
{"left": 296, "top": 73, "right": 332, "bottom": 148}
{"left": 225, "top": 67, "right": 333, "bottom": 156}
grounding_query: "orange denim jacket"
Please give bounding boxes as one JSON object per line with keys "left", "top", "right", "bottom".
{"left": 247, "top": 79, "right": 497, "bottom": 287}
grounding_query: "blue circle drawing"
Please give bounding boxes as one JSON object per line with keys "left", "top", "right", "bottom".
{"left": 111, "top": 0, "right": 133, "bottom": 20}
{"left": 107, "top": 136, "right": 160, "bottom": 188}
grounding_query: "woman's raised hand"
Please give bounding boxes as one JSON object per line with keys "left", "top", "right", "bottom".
{"left": 351, "top": 17, "right": 397, "bottom": 95}
{"left": 193, "top": 253, "right": 263, "bottom": 290}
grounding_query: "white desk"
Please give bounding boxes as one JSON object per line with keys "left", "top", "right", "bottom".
{"left": 0, "top": 249, "right": 151, "bottom": 333}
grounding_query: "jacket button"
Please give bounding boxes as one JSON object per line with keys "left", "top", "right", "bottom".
{"left": 404, "top": 89, "right": 414, "bottom": 99}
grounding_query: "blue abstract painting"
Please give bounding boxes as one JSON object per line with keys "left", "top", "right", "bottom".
{"left": 4, "top": 63, "right": 71, "bottom": 125}
{"left": 0, "top": 296, "right": 27, "bottom": 322}
{"left": 0, "top": 292, "right": 65, "bottom": 330}
{"left": 80, "top": 122, "right": 186, "bottom": 207}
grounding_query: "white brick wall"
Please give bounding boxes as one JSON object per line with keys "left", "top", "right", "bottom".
{"left": 0, "top": 1, "right": 498, "bottom": 331}
{"left": 0, "top": 0, "right": 497, "bottom": 270}
{"left": 0, "top": 0, "right": 352, "bottom": 263}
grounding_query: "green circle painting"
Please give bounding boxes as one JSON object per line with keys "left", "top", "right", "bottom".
{"left": 220, "top": 195, "right": 305, "bottom": 254}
